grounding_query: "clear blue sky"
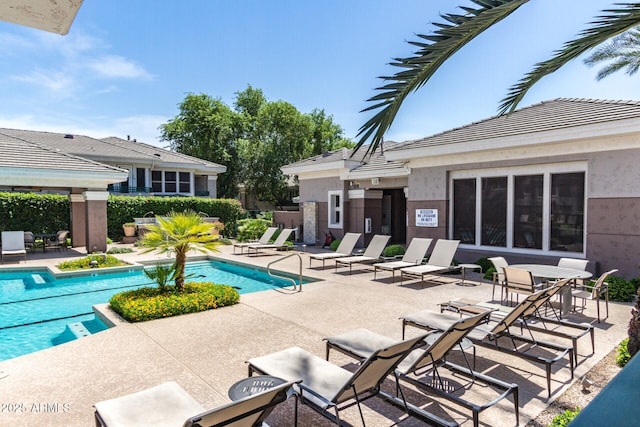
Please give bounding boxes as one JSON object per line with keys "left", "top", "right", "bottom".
{"left": 0, "top": 1, "right": 636, "bottom": 148}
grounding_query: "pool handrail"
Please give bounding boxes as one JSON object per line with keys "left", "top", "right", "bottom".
{"left": 267, "top": 253, "right": 302, "bottom": 292}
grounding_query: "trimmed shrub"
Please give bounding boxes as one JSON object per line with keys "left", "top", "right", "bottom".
{"left": 57, "top": 254, "right": 130, "bottom": 270}
{"left": 383, "top": 244, "right": 405, "bottom": 258}
{"left": 617, "top": 338, "right": 632, "bottom": 367}
{"left": 605, "top": 275, "right": 640, "bottom": 302}
{"left": 474, "top": 257, "right": 495, "bottom": 280}
{"left": 547, "top": 408, "right": 580, "bottom": 427}
{"left": 109, "top": 282, "right": 240, "bottom": 322}
{"left": 106, "top": 247, "right": 135, "bottom": 254}
{"left": 329, "top": 238, "right": 341, "bottom": 251}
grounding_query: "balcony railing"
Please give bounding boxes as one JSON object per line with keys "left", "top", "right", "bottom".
{"left": 108, "top": 185, "right": 151, "bottom": 195}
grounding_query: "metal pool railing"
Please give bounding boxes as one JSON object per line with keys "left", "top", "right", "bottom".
{"left": 267, "top": 253, "right": 303, "bottom": 292}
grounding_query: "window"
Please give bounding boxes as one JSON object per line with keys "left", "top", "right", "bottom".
{"left": 450, "top": 165, "right": 586, "bottom": 254}
{"left": 453, "top": 179, "right": 476, "bottom": 244}
{"left": 179, "top": 172, "right": 191, "bottom": 193}
{"left": 165, "top": 172, "right": 177, "bottom": 193}
{"left": 481, "top": 177, "right": 507, "bottom": 247}
{"left": 328, "top": 190, "right": 343, "bottom": 228}
{"left": 136, "top": 168, "right": 146, "bottom": 191}
{"left": 151, "top": 171, "right": 162, "bottom": 192}
{"left": 550, "top": 172, "right": 585, "bottom": 252}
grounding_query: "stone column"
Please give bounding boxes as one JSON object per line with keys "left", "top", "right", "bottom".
{"left": 302, "top": 201, "right": 317, "bottom": 245}
{"left": 69, "top": 193, "right": 86, "bottom": 248}
{"left": 84, "top": 191, "right": 109, "bottom": 253}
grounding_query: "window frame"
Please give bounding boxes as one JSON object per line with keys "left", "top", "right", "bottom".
{"left": 327, "top": 190, "right": 343, "bottom": 229}
{"left": 449, "top": 162, "right": 587, "bottom": 256}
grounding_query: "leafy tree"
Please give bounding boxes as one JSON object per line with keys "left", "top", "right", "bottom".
{"left": 138, "top": 211, "right": 220, "bottom": 292}
{"left": 355, "top": 1, "right": 640, "bottom": 156}
{"left": 308, "top": 108, "right": 354, "bottom": 154}
{"left": 160, "top": 93, "right": 241, "bottom": 198}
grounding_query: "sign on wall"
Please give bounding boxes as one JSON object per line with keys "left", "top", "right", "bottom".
{"left": 416, "top": 209, "right": 438, "bottom": 227}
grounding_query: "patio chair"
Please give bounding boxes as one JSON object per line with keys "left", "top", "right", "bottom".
{"left": 399, "top": 239, "right": 459, "bottom": 286}
{"left": 503, "top": 266, "right": 544, "bottom": 305}
{"left": 45, "top": 230, "right": 69, "bottom": 252}
{"left": 246, "top": 228, "right": 294, "bottom": 256}
{"left": 94, "top": 379, "right": 298, "bottom": 427}
{"left": 247, "top": 333, "right": 451, "bottom": 427}
{"left": 324, "top": 311, "right": 519, "bottom": 427}
{"left": 572, "top": 269, "right": 618, "bottom": 323}
{"left": 558, "top": 257, "right": 589, "bottom": 287}
{"left": 334, "top": 234, "right": 391, "bottom": 274}
{"left": 402, "top": 288, "right": 575, "bottom": 398}
{"left": 373, "top": 238, "right": 432, "bottom": 281}
{"left": 488, "top": 256, "right": 508, "bottom": 302}
{"left": 233, "top": 226, "right": 278, "bottom": 254}
{"left": 23, "top": 231, "right": 35, "bottom": 252}
{"left": 309, "top": 232, "right": 361, "bottom": 269}
{"left": 1, "top": 231, "right": 27, "bottom": 263}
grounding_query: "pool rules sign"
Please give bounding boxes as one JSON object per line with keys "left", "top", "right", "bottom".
{"left": 416, "top": 209, "right": 438, "bottom": 227}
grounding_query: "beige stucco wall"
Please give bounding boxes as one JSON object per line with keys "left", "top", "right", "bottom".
{"left": 299, "top": 177, "right": 345, "bottom": 202}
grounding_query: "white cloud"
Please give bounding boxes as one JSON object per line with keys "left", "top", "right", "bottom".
{"left": 85, "top": 55, "right": 153, "bottom": 80}
{"left": 12, "top": 69, "right": 76, "bottom": 93}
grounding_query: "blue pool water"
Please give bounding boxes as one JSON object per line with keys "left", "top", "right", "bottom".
{"left": 0, "top": 259, "right": 315, "bottom": 361}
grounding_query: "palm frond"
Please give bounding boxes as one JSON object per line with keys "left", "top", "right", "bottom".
{"left": 354, "top": 0, "right": 529, "bottom": 157}
{"left": 499, "top": 4, "right": 640, "bottom": 114}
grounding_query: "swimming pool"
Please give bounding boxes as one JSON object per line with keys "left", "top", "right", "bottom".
{"left": 0, "top": 259, "right": 317, "bottom": 361}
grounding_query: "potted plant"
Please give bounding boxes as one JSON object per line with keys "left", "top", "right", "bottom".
{"left": 122, "top": 222, "right": 136, "bottom": 237}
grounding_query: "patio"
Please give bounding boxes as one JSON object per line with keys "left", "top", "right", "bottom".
{"left": 0, "top": 244, "right": 632, "bottom": 426}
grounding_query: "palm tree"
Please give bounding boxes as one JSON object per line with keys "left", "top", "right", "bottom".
{"left": 355, "top": 0, "right": 640, "bottom": 157}
{"left": 584, "top": 26, "right": 640, "bottom": 80}
{"left": 138, "top": 211, "right": 220, "bottom": 292}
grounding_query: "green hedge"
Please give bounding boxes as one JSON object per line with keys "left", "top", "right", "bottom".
{"left": 109, "top": 282, "right": 240, "bottom": 322}
{"left": 0, "top": 192, "right": 244, "bottom": 241}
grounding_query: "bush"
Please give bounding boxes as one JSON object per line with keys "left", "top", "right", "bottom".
{"left": 236, "top": 218, "right": 272, "bottom": 242}
{"left": 617, "top": 337, "right": 632, "bottom": 367}
{"left": 383, "top": 244, "right": 405, "bottom": 258}
{"left": 109, "top": 282, "right": 240, "bottom": 322}
{"left": 57, "top": 254, "right": 130, "bottom": 270}
{"left": 547, "top": 408, "right": 580, "bottom": 427}
{"left": 329, "top": 238, "right": 341, "bottom": 251}
{"left": 605, "top": 275, "right": 640, "bottom": 302}
{"left": 474, "top": 257, "right": 496, "bottom": 280}
{"left": 106, "top": 247, "right": 135, "bottom": 254}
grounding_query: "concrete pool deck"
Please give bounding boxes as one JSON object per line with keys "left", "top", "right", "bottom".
{"left": 0, "top": 243, "right": 632, "bottom": 426}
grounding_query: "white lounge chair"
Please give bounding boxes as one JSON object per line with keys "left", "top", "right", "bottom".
{"left": 399, "top": 239, "right": 459, "bottom": 285}
{"left": 309, "top": 232, "right": 361, "bottom": 269}
{"left": 246, "top": 228, "right": 294, "bottom": 256}
{"left": 373, "top": 238, "right": 432, "bottom": 280}
{"left": 334, "top": 234, "right": 391, "bottom": 274}
{"left": 1, "top": 231, "right": 27, "bottom": 263}
{"left": 94, "top": 379, "right": 298, "bottom": 427}
{"left": 233, "top": 226, "right": 278, "bottom": 254}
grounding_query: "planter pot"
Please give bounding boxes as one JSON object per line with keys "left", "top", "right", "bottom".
{"left": 123, "top": 225, "right": 136, "bottom": 237}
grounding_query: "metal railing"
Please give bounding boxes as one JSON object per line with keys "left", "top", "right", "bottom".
{"left": 267, "top": 253, "right": 303, "bottom": 292}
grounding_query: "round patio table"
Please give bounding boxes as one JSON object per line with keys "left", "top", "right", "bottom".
{"left": 228, "top": 375, "right": 286, "bottom": 401}
{"left": 510, "top": 264, "right": 593, "bottom": 316}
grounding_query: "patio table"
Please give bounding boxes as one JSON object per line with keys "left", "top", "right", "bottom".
{"left": 511, "top": 264, "right": 593, "bottom": 316}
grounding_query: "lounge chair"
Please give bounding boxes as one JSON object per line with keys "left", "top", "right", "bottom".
{"left": 334, "top": 234, "right": 391, "bottom": 274}
{"left": 441, "top": 278, "right": 594, "bottom": 366}
{"left": 233, "top": 227, "right": 278, "bottom": 254}
{"left": 373, "top": 238, "right": 432, "bottom": 281}
{"left": 402, "top": 287, "right": 575, "bottom": 398}
{"left": 324, "top": 311, "right": 519, "bottom": 427}
{"left": 399, "top": 239, "right": 459, "bottom": 285}
{"left": 246, "top": 228, "right": 294, "bottom": 256}
{"left": 1, "top": 231, "right": 27, "bottom": 263}
{"left": 94, "top": 379, "right": 298, "bottom": 427}
{"left": 309, "top": 232, "right": 361, "bottom": 269}
{"left": 247, "top": 333, "right": 451, "bottom": 426}
{"left": 23, "top": 231, "right": 35, "bottom": 252}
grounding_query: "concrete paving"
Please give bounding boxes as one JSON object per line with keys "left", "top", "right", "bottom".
{"left": 0, "top": 243, "right": 632, "bottom": 426}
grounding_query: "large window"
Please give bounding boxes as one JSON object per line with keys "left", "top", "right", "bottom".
{"left": 451, "top": 165, "right": 586, "bottom": 254}
{"left": 453, "top": 179, "right": 476, "bottom": 244}
{"left": 328, "top": 190, "right": 343, "bottom": 228}
{"left": 150, "top": 170, "right": 191, "bottom": 194}
{"left": 151, "top": 170, "right": 162, "bottom": 192}
{"left": 179, "top": 172, "right": 191, "bottom": 193}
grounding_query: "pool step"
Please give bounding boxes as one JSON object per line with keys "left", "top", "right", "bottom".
{"left": 51, "top": 322, "right": 91, "bottom": 346}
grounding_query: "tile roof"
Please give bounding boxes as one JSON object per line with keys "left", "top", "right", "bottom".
{"left": 0, "top": 128, "right": 225, "bottom": 172}
{"left": 283, "top": 147, "right": 355, "bottom": 168}
{"left": 387, "top": 98, "right": 640, "bottom": 152}
{"left": 0, "top": 132, "right": 125, "bottom": 173}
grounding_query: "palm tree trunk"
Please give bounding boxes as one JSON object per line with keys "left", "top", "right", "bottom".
{"left": 174, "top": 251, "right": 187, "bottom": 292}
